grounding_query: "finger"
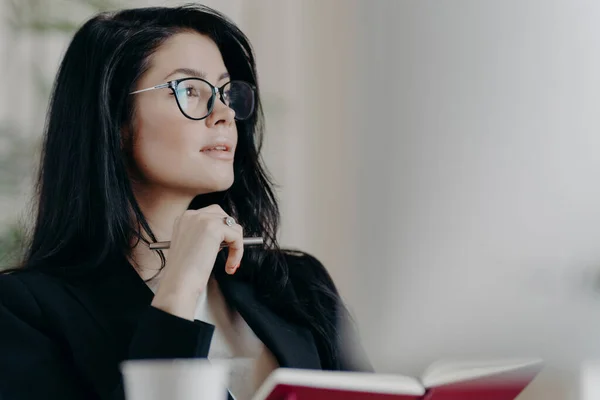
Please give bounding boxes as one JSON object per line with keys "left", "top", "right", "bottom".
{"left": 182, "top": 206, "right": 226, "bottom": 219}
{"left": 221, "top": 223, "right": 244, "bottom": 274}
{"left": 202, "top": 204, "right": 227, "bottom": 215}
{"left": 194, "top": 206, "right": 235, "bottom": 224}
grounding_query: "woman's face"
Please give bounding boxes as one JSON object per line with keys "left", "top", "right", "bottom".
{"left": 128, "top": 32, "right": 237, "bottom": 196}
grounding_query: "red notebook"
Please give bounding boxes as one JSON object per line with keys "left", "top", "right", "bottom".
{"left": 251, "top": 358, "right": 542, "bottom": 400}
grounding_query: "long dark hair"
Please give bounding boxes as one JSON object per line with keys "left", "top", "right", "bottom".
{"left": 6, "top": 4, "right": 347, "bottom": 369}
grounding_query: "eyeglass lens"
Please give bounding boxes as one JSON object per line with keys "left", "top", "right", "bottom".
{"left": 174, "top": 79, "right": 255, "bottom": 120}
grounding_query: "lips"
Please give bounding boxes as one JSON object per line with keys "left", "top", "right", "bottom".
{"left": 199, "top": 140, "right": 235, "bottom": 161}
{"left": 200, "top": 144, "right": 231, "bottom": 152}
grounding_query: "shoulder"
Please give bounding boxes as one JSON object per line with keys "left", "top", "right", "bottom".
{"left": 0, "top": 271, "right": 47, "bottom": 336}
{"left": 275, "top": 249, "right": 343, "bottom": 328}
{"left": 0, "top": 270, "right": 43, "bottom": 304}
{"left": 0, "top": 269, "right": 69, "bottom": 321}
{"left": 0, "top": 268, "right": 65, "bottom": 295}
{"left": 278, "top": 251, "right": 373, "bottom": 372}
{"left": 279, "top": 249, "right": 339, "bottom": 295}
{"left": 280, "top": 249, "right": 327, "bottom": 269}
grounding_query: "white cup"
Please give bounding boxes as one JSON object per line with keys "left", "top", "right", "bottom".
{"left": 121, "top": 359, "right": 230, "bottom": 400}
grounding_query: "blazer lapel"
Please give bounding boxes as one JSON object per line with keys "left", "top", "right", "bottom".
{"left": 216, "top": 275, "right": 322, "bottom": 370}
{"left": 66, "top": 252, "right": 322, "bottom": 375}
{"left": 59, "top": 253, "right": 154, "bottom": 398}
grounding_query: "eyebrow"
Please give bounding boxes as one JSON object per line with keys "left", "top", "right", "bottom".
{"left": 163, "top": 68, "right": 230, "bottom": 82}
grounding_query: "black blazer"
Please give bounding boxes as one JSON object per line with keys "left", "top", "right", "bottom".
{"left": 0, "top": 252, "right": 371, "bottom": 399}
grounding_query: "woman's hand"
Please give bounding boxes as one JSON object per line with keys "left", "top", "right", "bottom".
{"left": 151, "top": 205, "right": 243, "bottom": 320}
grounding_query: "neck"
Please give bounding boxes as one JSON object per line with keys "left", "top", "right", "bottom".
{"left": 129, "top": 186, "right": 195, "bottom": 280}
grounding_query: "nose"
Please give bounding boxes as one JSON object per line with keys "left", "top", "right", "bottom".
{"left": 205, "top": 91, "right": 235, "bottom": 128}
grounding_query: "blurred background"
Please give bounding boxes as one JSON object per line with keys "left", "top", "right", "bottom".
{"left": 3, "top": 0, "right": 600, "bottom": 398}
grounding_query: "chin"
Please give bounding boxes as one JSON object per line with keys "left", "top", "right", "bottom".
{"left": 199, "top": 176, "right": 235, "bottom": 194}
{"left": 213, "top": 181, "right": 234, "bottom": 192}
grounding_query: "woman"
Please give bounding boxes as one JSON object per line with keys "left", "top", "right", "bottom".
{"left": 0, "top": 4, "right": 371, "bottom": 400}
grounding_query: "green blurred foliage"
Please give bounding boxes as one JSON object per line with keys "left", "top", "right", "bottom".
{"left": 0, "top": 223, "right": 28, "bottom": 268}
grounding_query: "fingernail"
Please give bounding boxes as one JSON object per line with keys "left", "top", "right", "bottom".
{"left": 231, "top": 263, "right": 240, "bottom": 274}
{"left": 226, "top": 263, "right": 238, "bottom": 274}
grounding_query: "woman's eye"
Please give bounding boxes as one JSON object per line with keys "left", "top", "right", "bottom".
{"left": 185, "top": 87, "right": 198, "bottom": 97}
{"left": 175, "top": 86, "right": 198, "bottom": 98}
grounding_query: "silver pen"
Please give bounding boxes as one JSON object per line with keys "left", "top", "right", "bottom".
{"left": 149, "top": 236, "right": 264, "bottom": 250}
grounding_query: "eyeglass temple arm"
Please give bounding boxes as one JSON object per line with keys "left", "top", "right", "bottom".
{"left": 129, "top": 82, "right": 171, "bottom": 95}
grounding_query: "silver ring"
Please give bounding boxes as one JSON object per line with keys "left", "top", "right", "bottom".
{"left": 223, "top": 216, "right": 236, "bottom": 227}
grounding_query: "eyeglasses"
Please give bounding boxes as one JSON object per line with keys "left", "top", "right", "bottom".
{"left": 129, "top": 77, "right": 256, "bottom": 121}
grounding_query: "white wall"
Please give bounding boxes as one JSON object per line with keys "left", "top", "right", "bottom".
{"left": 345, "top": 1, "right": 600, "bottom": 398}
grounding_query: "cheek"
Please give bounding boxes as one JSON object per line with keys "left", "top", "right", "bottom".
{"left": 131, "top": 102, "right": 198, "bottom": 183}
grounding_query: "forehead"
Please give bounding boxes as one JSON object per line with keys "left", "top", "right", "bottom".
{"left": 147, "top": 31, "right": 228, "bottom": 80}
